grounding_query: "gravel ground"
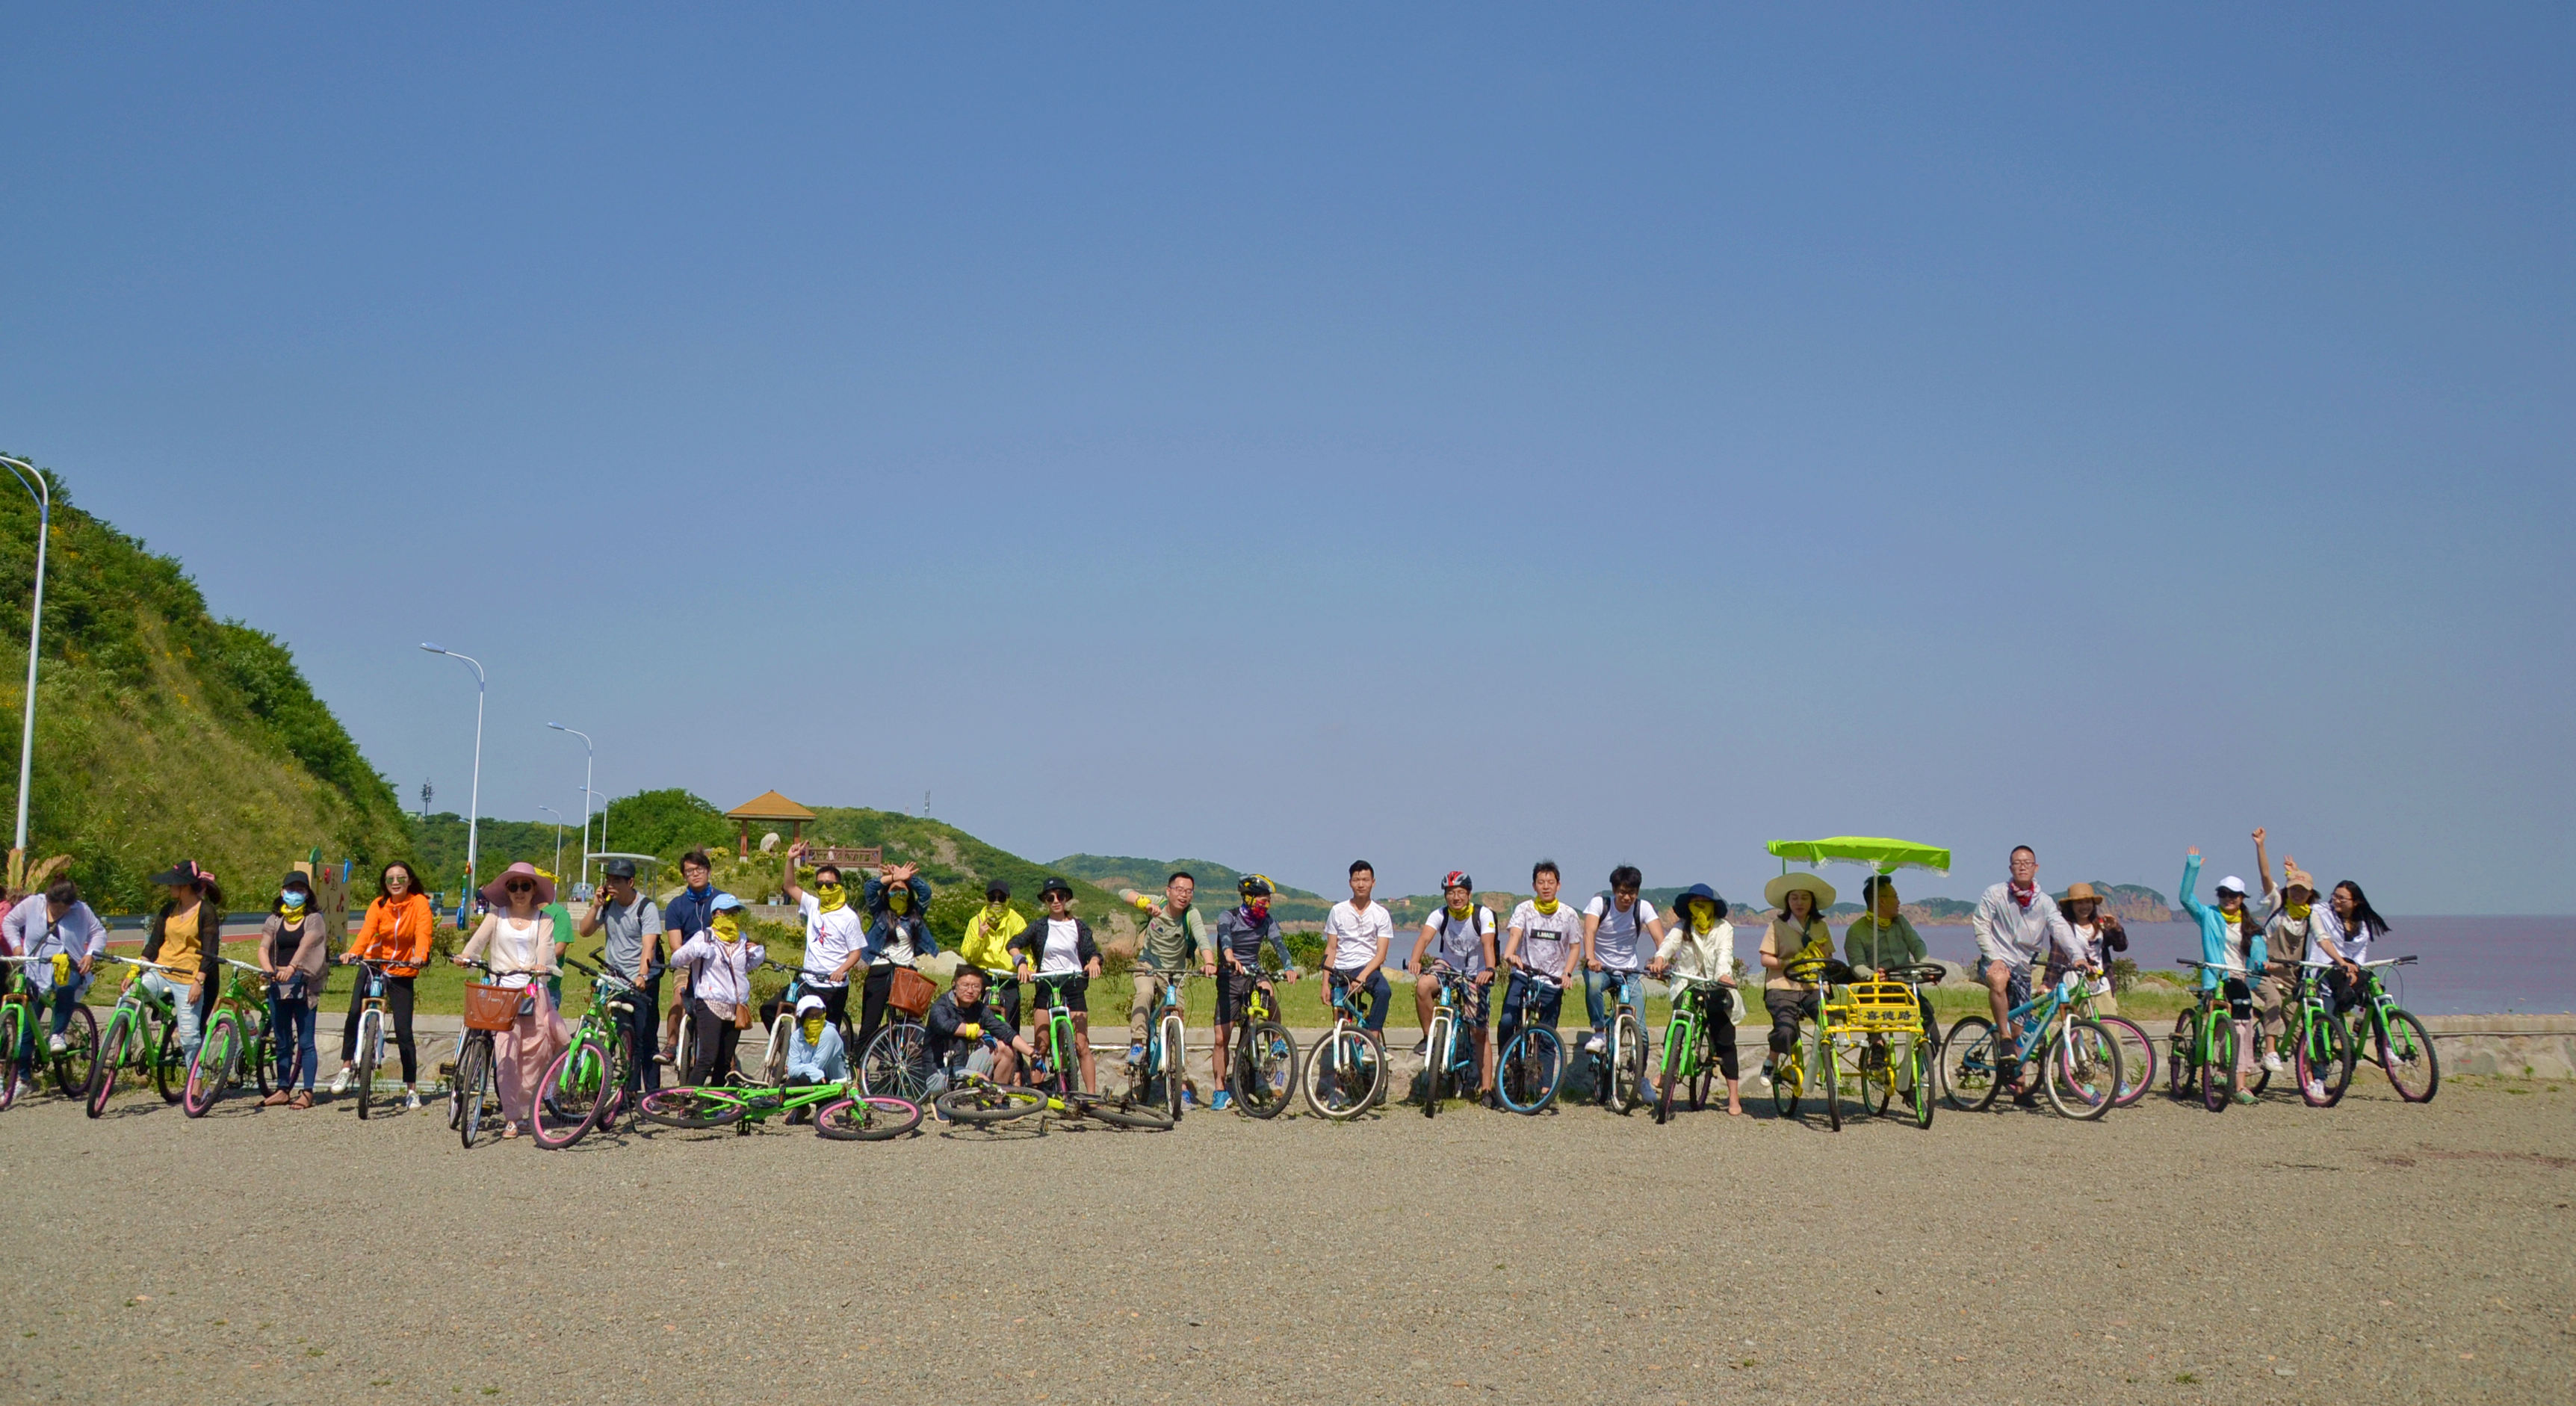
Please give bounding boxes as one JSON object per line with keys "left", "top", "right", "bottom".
{"left": 1, "top": 1071, "right": 2569, "bottom": 1405}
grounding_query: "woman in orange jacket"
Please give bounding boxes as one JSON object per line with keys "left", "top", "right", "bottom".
{"left": 330, "top": 861, "right": 436, "bottom": 1109}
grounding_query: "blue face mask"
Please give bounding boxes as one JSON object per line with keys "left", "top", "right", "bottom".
{"left": 282, "top": 890, "right": 308, "bottom": 911}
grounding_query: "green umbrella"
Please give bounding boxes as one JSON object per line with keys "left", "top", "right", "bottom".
{"left": 1765, "top": 836, "right": 1951, "bottom": 876}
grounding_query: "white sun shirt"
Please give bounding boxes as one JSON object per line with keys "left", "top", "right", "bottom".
{"left": 1508, "top": 901, "right": 1585, "bottom": 982}
{"left": 1582, "top": 894, "right": 1661, "bottom": 972}
{"left": 1038, "top": 919, "right": 1085, "bottom": 976}
{"left": 1324, "top": 900, "right": 1397, "bottom": 973}
{"left": 796, "top": 894, "right": 866, "bottom": 988}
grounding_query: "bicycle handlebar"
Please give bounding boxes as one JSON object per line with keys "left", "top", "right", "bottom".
{"left": 2359, "top": 956, "right": 2417, "bottom": 969}
{"left": 105, "top": 954, "right": 175, "bottom": 971}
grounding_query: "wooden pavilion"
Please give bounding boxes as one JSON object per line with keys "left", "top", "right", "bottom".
{"left": 725, "top": 790, "right": 817, "bottom": 857}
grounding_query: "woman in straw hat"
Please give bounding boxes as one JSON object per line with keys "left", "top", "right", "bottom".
{"left": 1756, "top": 872, "right": 1841, "bottom": 1085}
{"left": 454, "top": 862, "right": 567, "bottom": 1139}
{"left": 2052, "top": 882, "right": 2128, "bottom": 1016}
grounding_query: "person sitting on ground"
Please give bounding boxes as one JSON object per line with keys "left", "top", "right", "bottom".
{"left": 1, "top": 877, "right": 105, "bottom": 1077}
{"left": 2179, "top": 848, "right": 2267, "bottom": 1106}
{"left": 781, "top": 994, "right": 847, "bottom": 1123}
{"left": 925, "top": 965, "right": 1034, "bottom": 1100}
{"left": 1009, "top": 879, "right": 1101, "bottom": 1092}
{"left": 1650, "top": 882, "right": 1744, "bottom": 1115}
{"left": 1758, "top": 873, "right": 1840, "bottom": 1086}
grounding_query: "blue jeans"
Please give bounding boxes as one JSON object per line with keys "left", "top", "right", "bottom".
{"left": 1497, "top": 970, "right": 1564, "bottom": 1048}
{"left": 268, "top": 991, "right": 318, "bottom": 1091}
{"left": 1328, "top": 968, "right": 1390, "bottom": 1032}
{"left": 614, "top": 979, "right": 663, "bottom": 1094}
{"left": 1583, "top": 968, "right": 1645, "bottom": 1034}
{"left": 14, "top": 981, "right": 85, "bottom": 1064}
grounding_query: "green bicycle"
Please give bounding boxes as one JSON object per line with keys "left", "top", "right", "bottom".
{"left": 930, "top": 1053, "right": 1172, "bottom": 1131}
{"left": 86, "top": 955, "right": 186, "bottom": 1118}
{"left": 0, "top": 955, "right": 97, "bottom": 1106}
{"left": 2261, "top": 961, "right": 2353, "bottom": 1106}
{"left": 182, "top": 958, "right": 277, "bottom": 1117}
{"left": 638, "top": 1076, "right": 923, "bottom": 1140}
{"left": 1018, "top": 971, "right": 1093, "bottom": 1097}
{"left": 2168, "top": 960, "right": 2247, "bottom": 1112}
{"left": 1653, "top": 974, "right": 1736, "bottom": 1124}
{"left": 2340, "top": 956, "right": 2439, "bottom": 1103}
{"left": 529, "top": 955, "right": 649, "bottom": 1148}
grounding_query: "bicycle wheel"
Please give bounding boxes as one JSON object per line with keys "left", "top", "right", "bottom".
{"left": 2044, "top": 1020, "right": 2120, "bottom": 1121}
{"left": 1690, "top": 1026, "right": 1718, "bottom": 1112}
{"left": 0, "top": 1003, "right": 25, "bottom": 1109}
{"left": 2247, "top": 1023, "right": 2276, "bottom": 1097}
{"left": 1230, "top": 1021, "right": 1297, "bottom": 1120}
{"left": 51, "top": 1003, "right": 97, "bottom": 1099}
{"left": 2294, "top": 1009, "right": 2351, "bottom": 1107}
{"left": 86, "top": 1012, "right": 129, "bottom": 1118}
{"left": 1653, "top": 1020, "right": 1685, "bottom": 1125}
{"left": 1907, "top": 1037, "right": 1935, "bottom": 1128}
{"left": 2096, "top": 1016, "right": 2155, "bottom": 1108}
{"left": 816, "top": 1094, "right": 923, "bottom": 1140}
{"left": 1495, "top": 1026, "right": 1563, "bottom": 1115}
{"left": 1768, "top": 1040, "right": 1801, "bottom": 1118}
{"left": 756, "top": 1015, "right": 789, "bottom": 1086}
{"left": 2167, "top": 1009, "right": 2201, "bottom": 1102}
{"left": 1161, "top": 1014, "right": 1186, "bottom": 1123}
{"left": 932, "top": 1085, "right": 1045, "bottom": 1124}
{"left": 1302, "top": 1027, "right": 1387, "bottom": 1121}
{"left": 637, "top": 1086, "right": 747, "bottom": 1129}
{"left": 153, "top": 1020, "right": 184, "bottom": 1103}
{"left": 2376, "top": 1009, "right": 2439, "bottom": 1103}
{"left": 1421, "top": 1016, "right": 1449, "bottom": 1118}
{"left": 354, "top": 1010, "right": 380, "bottom": 1121}
{"left": 1605, "top": 1012, "right": 1647, "bottom": 1115}
{"left": 183, "top": 1013, "right": 240, "bottom": 1118}
{"left": 671, "top": 1018, "right": 699, "bottom": 1086}
{"left": 1940, "top": 1017, "right": 2000, "bottom": 1112}
{"left": 1074, "top": 1091, "right": 1175, "bottom": 1130}
{"left": 455, "top": 1038, "right": 495, "bottom": 1147}
{"left": 2202, "top": 1017, "right": 2237, "bottom": 1112}
{"left": 860, "top": 1023, "right": 934, "bottom": 1103}
{"left": 1859, "top": 1039, "right": 1894, "bottom": 1119}
{"left": 531, "top": 1038, "right": 610, "bottom": 1148}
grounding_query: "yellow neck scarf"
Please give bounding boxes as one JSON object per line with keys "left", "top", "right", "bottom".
{"left": 1533, "top": 897, "right": 1560, "bottom": 917}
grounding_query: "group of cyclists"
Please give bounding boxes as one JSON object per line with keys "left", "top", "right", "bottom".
{"left": 0, "top": 824, "right": 2414, "bottom": 1131}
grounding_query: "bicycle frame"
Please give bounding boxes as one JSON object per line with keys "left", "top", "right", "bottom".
{"left": 184, "top": 958, "right": 276, "bottom": 1113}
{"left": 1136, "top": 966, "right": 1192, "bottom": 1117}
{"left": 1025, "top": 973, "right": 1087, "bottom": 1094}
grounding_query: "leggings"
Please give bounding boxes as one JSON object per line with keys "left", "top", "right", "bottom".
{"left": 1679, "top": 987, "right": 1741, "bottom": 1080}
{"left": 684, "top": 1002, "right": 741, "bottom": 1087}
{"left": 341, "top": 973, "right": 418, "bottom": 1084}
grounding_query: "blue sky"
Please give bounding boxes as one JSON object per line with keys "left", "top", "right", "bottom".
{"left": 3, "top": 7, "right": 2569, "bottom": 910}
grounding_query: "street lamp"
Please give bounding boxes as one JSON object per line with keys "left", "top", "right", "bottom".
{"left": 548, "top": 722, "right": 594, "bottom": 888}
{"left": 0, "top": 456, "right": 49, "bottom": 885}
{"left": 580, "top": 785, "right": 609, "bottom": 859}
{"left": 537, "top": 804, "right": 564, "bottom": 883}
{"left": 419, "top": 644, "right": 486, "bottom": 902}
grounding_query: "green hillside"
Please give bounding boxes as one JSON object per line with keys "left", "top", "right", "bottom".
{"left": 1050, "top": 852, "right": 1334, "bottom": 924}
{"left": 0, "top": 459, "right": 413, "bottom": 913}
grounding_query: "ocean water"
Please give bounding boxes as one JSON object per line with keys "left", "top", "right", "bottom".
{"left": 1896, "top": 916, "right": 2572, "bottom": 1018}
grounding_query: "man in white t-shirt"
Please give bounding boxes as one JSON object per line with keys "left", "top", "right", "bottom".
{"left": 1579, "top": 864, "right": 1664, "bottom": 1057}
{"left": 782, "top": 839, "right": 868, "bottom": 1038}
{"left": 1501, "top": 859, "right": 1581, "bottom": 1055}
{"left": 1321, "top": 860, "right": 1395, "bottom": 1033}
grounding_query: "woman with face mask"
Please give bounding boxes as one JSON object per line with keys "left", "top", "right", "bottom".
{"left": 2179, "top": 847, "right": 2269, "bottom": 1106}
{"left": 1650, "top": 883, "right": 1744, "bottom": 1115}
{"left": 258, "top": 873, "right": 330, "bottom": 1108}
{"left": 955, "top": 880, "right": 1027, "bottom": 1030}
{"left": 781, "top": 994, "right": 847, "bottom": 1122}
{"left": 854, "top": 863, "right": 938, "bottom": 1063}
{"left": 667, "top": 893, "right": 766, "bottom": 1088}
{"left": 455, "top": 862, "right": 569, "bottom": 1138}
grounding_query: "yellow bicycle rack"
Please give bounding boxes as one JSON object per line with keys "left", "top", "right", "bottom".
{"left": 1824, "top": 979, "right": 1928, "bottom": 1037}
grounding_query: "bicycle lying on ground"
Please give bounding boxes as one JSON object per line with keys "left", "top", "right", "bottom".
{"left": 639, "top": 1072, "right": 922, "bottom": 1140}
{"left": 931, "top": 1046, "right": 1171, "bottom": 1130}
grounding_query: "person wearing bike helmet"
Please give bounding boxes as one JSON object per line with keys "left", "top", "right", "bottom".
{"left": 1008, "top": 878, "right": 1101, "bottom": 1093}
{"left": 1212, "top": 873, "right": 1295, "bottom": 1112}
{"left": 1411, "top": 871, "right": 1497, "bottom": 1100}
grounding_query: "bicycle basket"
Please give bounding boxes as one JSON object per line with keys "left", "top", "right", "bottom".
{"left": 886, "top": 967, "right": 936, "bottom": 1019}
{"left": 1827, "top": 979, "right": 1924, "bottom": 1035}
{"left": 461, "top": 981, "right": 521, "bottom": 1032}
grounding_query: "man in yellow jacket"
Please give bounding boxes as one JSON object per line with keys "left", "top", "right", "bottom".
{"left": 957, "top": 880, "right": 1028, "bottom": 1028}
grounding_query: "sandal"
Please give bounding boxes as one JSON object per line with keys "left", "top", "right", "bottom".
{"left": 289, "top": 1090, "right": 313, "bottom": 1110}
{"left": 502, "top": 1121, "right": 521, "bottom": 1139}
{"left": 260, "top": 1089, "right": 294, "bottom": 1108}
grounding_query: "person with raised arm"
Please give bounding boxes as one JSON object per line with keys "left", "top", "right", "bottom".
{"left": 781, "top": 839, "right": 868, "bottom": 1041}
{"left": 855, "top": 861, "right": 936, "bottom": 1065}
{"left": 2179, "top": 846, "right": 2267, "bottom": 1106}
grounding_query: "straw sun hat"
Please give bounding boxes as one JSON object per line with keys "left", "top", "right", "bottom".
{"left": 1762, "top": 872, "right": 1836, "bottom": 911}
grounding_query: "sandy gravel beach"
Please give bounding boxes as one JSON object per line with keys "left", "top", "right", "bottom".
{"left": 1, "top": 1074, "right": 2568, "bottom": 1405}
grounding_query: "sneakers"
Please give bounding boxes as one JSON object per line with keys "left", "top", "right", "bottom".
{"left": 1411, "top": 1038, "right": 1429, "bottom": 1058}
{"left": 1580, "top": 1032, "right": 1606, "bottom": 1055}
{"left": 2262, "top": 1052, "right": 2285, "bottom": 1073}
{"left": 1211, "top": 1091, "right": 1233, "bottom": 1112}
{"left": 403, "top": 1088, "right": 423, "bottom": 1110}
{"left": 2231, "top": 1089, "right": 2258, "bottom": 1106}
{"left": 329, "top": 1068, "right": 352, "bottom": 1094}
{"left": 2303, "top": 1079, "right": 2327, "bottom": 1102}
{"left": 47, "top": 1032, "right": 66, "bottom": 1055}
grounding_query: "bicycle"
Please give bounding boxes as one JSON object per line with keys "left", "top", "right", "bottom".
{"left": 340, "top": 956, "right": 413, "bottom": 1121}
{"left": 640, "top": 1074, "right": 922, "bottom": 1140}
{"left": 1653, "top": 975, "right": 1736, "bottom": 1125}
{"left": 1940, "top": 964, "right": 2122, "bottom": 1121}
{"left": 1848, "top": 961, "right": 1945, "bottom": 1129}
{"left": 1764, "top": 956, "right": 1842, "bottom": 1127}
{"left": 2050, "top": 964, "right": 2156, "bottom": 1108}
{"left": 1129, "top": 965, "right": 1192, "bottom": 1122}
{"left": 1588, "top": 967, "right": 1651, "bottom": 1115}
{"left": 0, "top": 954, "right": 97, "bottom": 1106}
{"left": 85, "top": 954, "right": 185, "bottom": 1118}
{"left": 1220, "top": 963, "right": 1298, "bottom": 1119}
{"left": 858, "top": 991, "right": 935, "bottom": 1106}
{"left": 2164, "top": 961, "right": 2253, "bottom": 1112}
{"left": 2261, "top": 961, "right": 2354, "bottom": 1107}
{"left": 1301, "top": 970, "right": 1389, "bottom": 1120}
{"left": 1493, "top": 966, "right": 1567, "bottom": 1115}
{"left": 2341, "top": 956, "right": 2439, "bottom": 1103}
{"left": 529, "top": 955, "right": 651, "bottom": 1148}
{"left": 1018, "top": 971, "right": 1091, "bottom": 1096}
{"left": 182, "top": 958, "right": 277, "bottom": 1117}
{"left": 450, "top": 959, "right": 533, "bottom": 1148}
{"left": 1417, "top": 962, "right": 1484, "bottom": 1119}
{"left": 931, "top": 1050, "right": 1171, "bottom": 1131}
{"left": 753, "top": 961, "right": 845, "bottom": 1086}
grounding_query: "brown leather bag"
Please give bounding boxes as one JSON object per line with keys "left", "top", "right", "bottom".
{"left": 887, "top": 966, "right": 936, "bottom": 1018}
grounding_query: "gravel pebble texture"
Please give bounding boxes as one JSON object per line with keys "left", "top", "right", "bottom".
{"left": 1, "top": 1075, "right": 2569, "bottom": 1405}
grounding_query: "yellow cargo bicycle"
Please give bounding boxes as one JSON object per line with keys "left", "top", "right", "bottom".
{"left": 1773, "top": 956, "right": 1936, "bottom": 1130}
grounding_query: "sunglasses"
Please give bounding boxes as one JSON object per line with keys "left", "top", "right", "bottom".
{"left": 506, "top": 880, "right": 535, "bottom": 892}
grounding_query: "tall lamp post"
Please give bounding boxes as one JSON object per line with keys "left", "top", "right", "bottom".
{"left": 0, "top": 456, "right": 49, "bottom": 891}
{"left": 548, "top": 722, "right": 594, "bottom": 891}
{"left": 537, "top": 804, "right": 564, "bottom": 883}
{"left": 420, "top": 644, "right": 486, "bottom": 905}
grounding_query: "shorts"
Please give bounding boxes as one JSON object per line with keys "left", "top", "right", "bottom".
{"left": 1214, "top": 969, "right": 1272, "bottom": 1025}
{"left": 1423, "top": 970, "right": 1491, "bottom": 1027}
{"left": 1028, "top": 973, "right": 1089, "bottom": 1013}
{"left": 1977, "top": 957, "right": 2032, "bottom": 1012}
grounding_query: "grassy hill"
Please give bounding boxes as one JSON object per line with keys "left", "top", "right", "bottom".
{"left": 0, "top": 459, "right": 412, "bottom": 913}
{"left": 1051, "top": 852, "right": 1334, "bottom": 925}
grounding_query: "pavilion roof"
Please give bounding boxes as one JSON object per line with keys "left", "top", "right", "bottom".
{"left": 725, "top": 790, "right": 817, "bottom": 822}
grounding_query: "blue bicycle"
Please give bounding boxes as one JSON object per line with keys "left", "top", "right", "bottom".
{"left": 1130, "top": 966, "right": 1192, "bottom": 1123}
{"left": 1939, "top": 968, "right": 2122, "bottom": 1121}
{"left": 1301, "top": 972, "right": 1387, "bottom": 1120}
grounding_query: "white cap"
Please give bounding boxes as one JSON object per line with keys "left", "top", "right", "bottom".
{"left": 2216, "top": 876, "right": 2247, "bottom": 895}
{"left": 795, "top": 994, "right": 826, "bottom": 1018}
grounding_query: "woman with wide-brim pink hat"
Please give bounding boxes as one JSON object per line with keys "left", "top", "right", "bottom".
{"left": 455, "top": 862, "right": 566, "bottom": 1139}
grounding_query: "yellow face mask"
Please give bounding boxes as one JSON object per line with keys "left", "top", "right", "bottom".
{"left": 887, "top": 888, "right": 912, "bottom": 915}
{"left": 2286, "top": 902, "right": 2312, "bottom": 920}
{"left": 1691, "top": 899, "right": 1716, "bottom": 933}
{"left": 814, "top": 882, "right": 846, "bottom": 914}
{"left": 983, "top": 901, "right": 1010, "bottom": 926}
{"left": 799, "top": 1017, "right": 826, "bottom": 1043}
{"left": 712, "top": 912, "right": 741, "bottom": 941}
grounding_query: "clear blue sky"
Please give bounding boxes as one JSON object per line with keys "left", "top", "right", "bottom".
{"left": 4, "top": 7, "right": 2569, "bottom": 910}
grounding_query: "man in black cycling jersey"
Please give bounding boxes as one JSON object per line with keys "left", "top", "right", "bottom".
{"left": 1211, "top": 874, "right": 1295, "bottom": 1113}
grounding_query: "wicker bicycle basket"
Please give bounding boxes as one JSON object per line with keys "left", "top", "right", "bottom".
{"left": 461, "top": 981, "right": 521, "bottom": 1032}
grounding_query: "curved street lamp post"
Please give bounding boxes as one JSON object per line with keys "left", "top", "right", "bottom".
{"left": 0, "top": 456, "right": 49, "bottom": 891}
{"left": 420, "top": 644, "right": 486, "bottom": 905}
